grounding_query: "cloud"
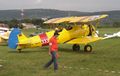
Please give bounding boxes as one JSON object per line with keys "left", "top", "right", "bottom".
{"left": 0, "top": 0, "right": 119, "bottom": 11}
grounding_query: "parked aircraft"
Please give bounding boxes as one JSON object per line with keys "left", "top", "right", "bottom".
{"left": 8, "top": 14, "right": 108, "bottom": 52}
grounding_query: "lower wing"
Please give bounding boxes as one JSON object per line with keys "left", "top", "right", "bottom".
{"left": 66, "top": 36, "right": 103, "bottom": 45}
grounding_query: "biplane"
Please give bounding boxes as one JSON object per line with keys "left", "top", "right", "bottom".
{"left": 8, "top": 14, "right": 108, "bottom": 52}
{"left": 0, "top": 27, "right": 10, "bottom": 44}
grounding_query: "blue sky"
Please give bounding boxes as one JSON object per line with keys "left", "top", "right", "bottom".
{"left": 0, "top": 0, "right": 119, "bottom": 12}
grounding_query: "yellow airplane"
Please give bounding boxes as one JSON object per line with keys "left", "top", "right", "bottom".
{"left": 8, "top": 14, "right": 108, "bottom": 52}
{"left": 0, "top": 27, "right": 10, "bottom": 44}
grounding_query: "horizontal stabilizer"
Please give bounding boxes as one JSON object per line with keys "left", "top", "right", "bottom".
{"left": 18, "top": 33, "right": 28, "bottom": 42}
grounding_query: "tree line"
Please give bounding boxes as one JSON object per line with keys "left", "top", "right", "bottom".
{"left": 0, "top": 18, "right": 44, "bottom": 29}
{"left": 0, "top": 18, "right": 120, "bottom": 29}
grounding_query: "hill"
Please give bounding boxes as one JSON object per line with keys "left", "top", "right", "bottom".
{"left": 0, "top": 9, "right": 119, "bottom": 21}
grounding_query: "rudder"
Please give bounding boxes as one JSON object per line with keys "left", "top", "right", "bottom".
{"left": 8, "top": 28, "right": 21, "bottom": 49}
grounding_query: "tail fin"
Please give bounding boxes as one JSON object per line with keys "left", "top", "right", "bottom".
{"left": 8, "top": 28, "right": 21, "bottom": 49}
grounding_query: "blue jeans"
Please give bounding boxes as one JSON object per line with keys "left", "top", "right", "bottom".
{"left": 44, "top": 51, "right": 58, "bottom": 70}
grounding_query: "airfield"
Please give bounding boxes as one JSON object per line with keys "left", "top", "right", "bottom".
{"left": 0, "top": 27, "right": 120, "bottom": 76}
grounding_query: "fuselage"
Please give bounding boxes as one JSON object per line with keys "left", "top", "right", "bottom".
{"left": 17, "top": 24, "right": 96, "bottom": 49}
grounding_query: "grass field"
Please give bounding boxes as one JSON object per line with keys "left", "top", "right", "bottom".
{"left": 0, "top": 28, "right": 120, "bottom": 76}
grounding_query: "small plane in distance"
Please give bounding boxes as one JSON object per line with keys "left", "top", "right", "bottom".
{"left": 8, "top": 14, "right": 108, "bottom": 53}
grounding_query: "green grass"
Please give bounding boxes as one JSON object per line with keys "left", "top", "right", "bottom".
{"left": 0, "top": 28, "right": 120, "bottom": 76}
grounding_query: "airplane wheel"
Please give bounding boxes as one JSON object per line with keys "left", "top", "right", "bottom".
{"left": 72, "top": 44, "right": 80, "bottom": 51}
{"left": 84, "top": 45, "right": 92, "bottom": 52}
{"left": 18, "top": 49, "right": 22, "bottom": 53}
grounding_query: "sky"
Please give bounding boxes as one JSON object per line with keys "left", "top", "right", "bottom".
{"left": 0, "top": 0, "right": 119, "bottom": 12}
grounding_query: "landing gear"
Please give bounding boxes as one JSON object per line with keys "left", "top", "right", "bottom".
{"left": 18, "top": 49, "right": 22, "bottom": 53}
{"left": 84, "top": 45, "right": 92, "bottom": 52}
{"left": 72, "top": 44, "right": 92, "bottom": 52}
{"left": 72, "top": 44, "right": 80, "bottom": 51}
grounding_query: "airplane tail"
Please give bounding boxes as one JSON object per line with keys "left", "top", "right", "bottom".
{"left": 8, "top": 28, "right": 21, "bottom": 49}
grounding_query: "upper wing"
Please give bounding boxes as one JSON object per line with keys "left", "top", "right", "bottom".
{"left": 44, "top": 14, "right": 108, "bottom": 24}
{"left": 66, "top": 36, "right": 103, "bottom": 45}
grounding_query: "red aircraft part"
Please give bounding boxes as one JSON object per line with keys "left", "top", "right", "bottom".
{"left": 39, "top": 33, "right": 49, "bottom": 46}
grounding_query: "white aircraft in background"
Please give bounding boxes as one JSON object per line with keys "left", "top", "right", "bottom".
{"left": 0, "top": 27, "right": 11, "bottom": 43}
{"left": 104, "top": 31, "right": 120, "bottom": 39}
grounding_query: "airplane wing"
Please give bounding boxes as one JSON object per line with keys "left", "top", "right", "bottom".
{"left": 66, "top": 36, "right": 103, "bottom": 45}
{"left": 44, "top": 14, "right": 108, "bottom": 24}
{"left": 0, "top": 31, "right": 10, "bottom": 40}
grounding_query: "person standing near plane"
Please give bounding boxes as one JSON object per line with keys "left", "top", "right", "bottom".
{"left": 44, "top": 29, "right": 59, "bottom": 72}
